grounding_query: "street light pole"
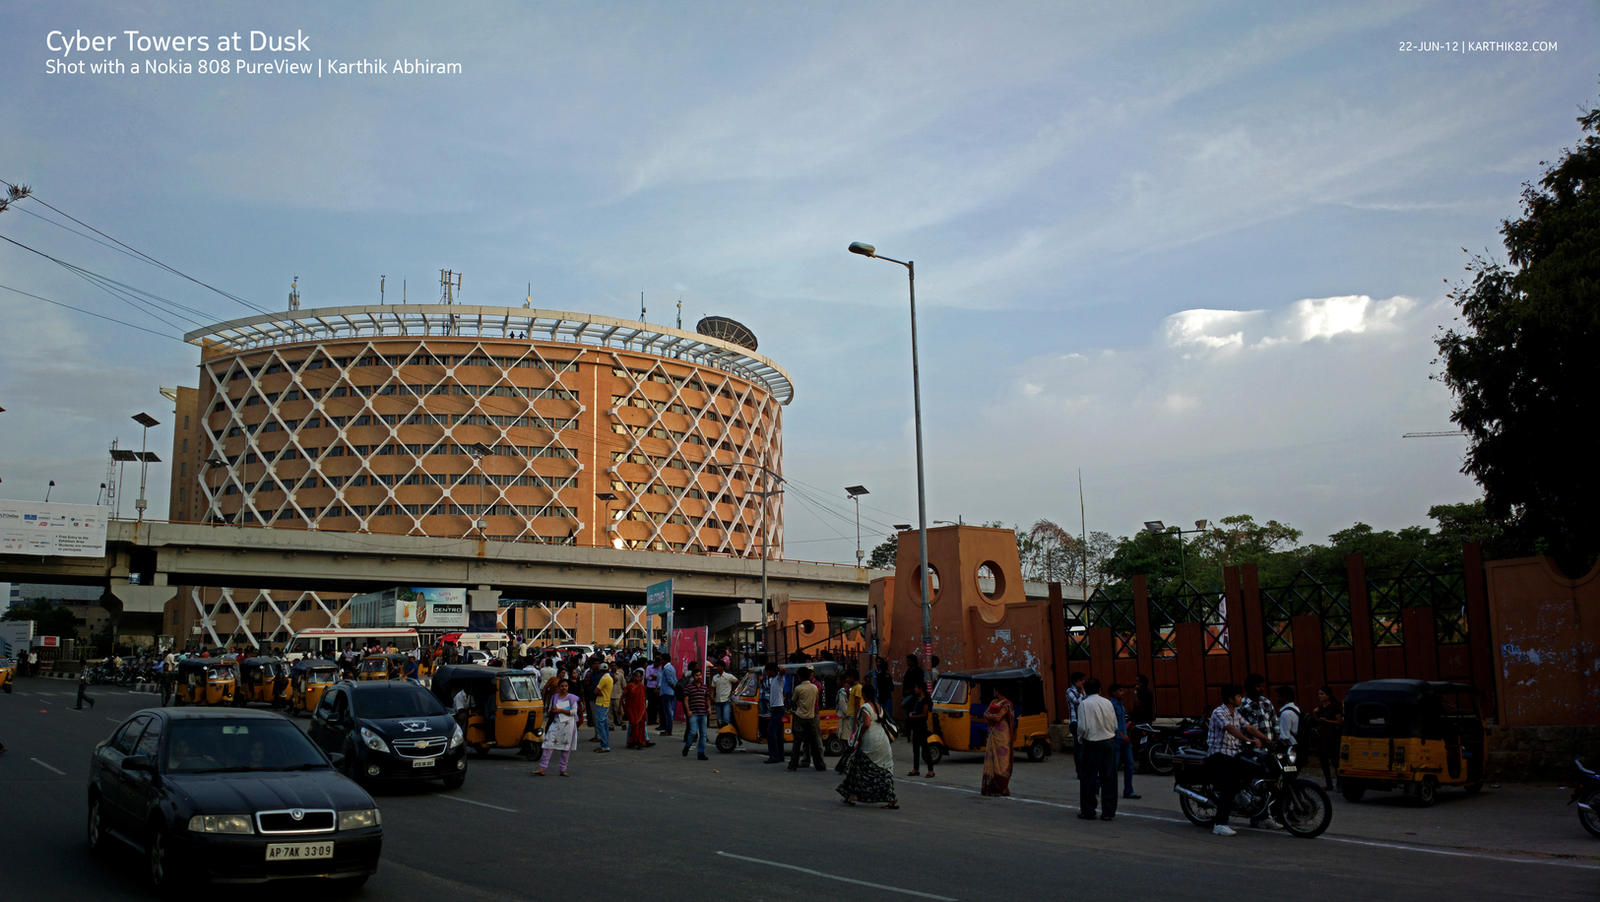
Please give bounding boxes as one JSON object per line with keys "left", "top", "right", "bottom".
{"left": 132, "top": 412, "right": 161, "bottom": 523}
{"left": 846, "top": 485, "right": 870, "bottom": 566}
{"left": 849, "top": 241, "right": 933, "bottom": 674}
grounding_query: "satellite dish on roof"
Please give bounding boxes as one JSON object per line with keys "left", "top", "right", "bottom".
{"left": 696, "top": 315, "right": 758, "bottom": 351}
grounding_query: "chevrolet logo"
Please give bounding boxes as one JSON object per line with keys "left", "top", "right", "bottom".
{"left": 415, "top": 741, "right": 427, "bottom": 749}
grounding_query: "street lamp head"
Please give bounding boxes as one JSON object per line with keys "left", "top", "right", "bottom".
{"left": 893, "top": 523, "right": 912, "bottom": 531}
{"left": 595, "top": 491, "right": 617, "bottom": 502}
{"left": 1195, "top": 519, "right": 1209, "bottom": 530}
{"left": 132, "top": 412, "right": 160, "bottom": 428}
{"left": 1143, "top": 520, "right": 1165, "bottom": 533}
{"left": 845, "top": 485, "right": 869, "bottom": 498}
{"left": 847, "top": 242, "right": 877, "bottom": 258}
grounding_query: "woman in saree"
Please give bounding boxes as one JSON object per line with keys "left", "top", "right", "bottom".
{"left": 982, "top": 685, "right": 1016, "bottom": 797}
{"left": 533, "top": 677, "right": 581, "bottom": 776}
{"left": 837, "top": 684, "right": 898, "bottom": 809}
{"left": 624, "top": 668, "right": 652, "bottom": 749}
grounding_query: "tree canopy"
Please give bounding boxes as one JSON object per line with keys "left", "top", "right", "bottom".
{"left": 1435, "top": 97, "right": 1600, "bottom": 576}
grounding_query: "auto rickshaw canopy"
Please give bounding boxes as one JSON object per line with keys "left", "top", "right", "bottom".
{"left": 1343, "top": 679, "right": 1481, "bottom": 740}
{"left": 430, "top": 664, "right": 543, "bottom": 704}
{"left": 177, "top": 658, "right": 236, "bottom": 677}
{"left": 932, "top": 667, "right": 1048, "bottom": 713}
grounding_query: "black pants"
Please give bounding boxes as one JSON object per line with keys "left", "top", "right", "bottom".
{"left": 765, "top": 707, "right": 787, "bottom": 762}
{"left": 1207, "top": 753, "right": 1241, "bottom": 824}
{"left": 1079, "top": 738, "right": 1117, "bottom": 816}
{"left": 789, "top": 716, "right": 824, "bottom": 771}
{"left": 909, "top": 721, "right": 932, "bottom": 771}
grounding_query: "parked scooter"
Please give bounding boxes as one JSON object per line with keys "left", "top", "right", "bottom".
{"left": 1134, "top": 716, "right": 1205, "bottom": 775}
{"left": 1171, "top": 740, "right": 1333, "bottom": 838}
{"left": 1572, "top": 759, "right": 1600, "bottom": 838}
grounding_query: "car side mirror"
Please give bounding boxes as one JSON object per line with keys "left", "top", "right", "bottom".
{"left": 124, "top": 754, "right": 157, "bottom": 773}
{"left": 328, "top": 752, "right": 346, "bottom": 768}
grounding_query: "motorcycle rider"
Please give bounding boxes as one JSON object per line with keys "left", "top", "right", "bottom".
{"left": 1206, "top": 683, "right": 1271, "bottom": 837}
{"left": 1238, "top": 674, "right": 1283, "bottom": 829}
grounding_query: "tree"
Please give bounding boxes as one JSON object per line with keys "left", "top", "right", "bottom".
{"left": 1020, "top": 519, "right": 1077, "bottom": 582}
{"left": 2, "top": 598, "right": 80, "bottom": 640}
{"left": 866, "top": 535, "right": 898, "bottom": 569}
{"left": 1435, "top": 98, "right": 1600, "bottom": 575}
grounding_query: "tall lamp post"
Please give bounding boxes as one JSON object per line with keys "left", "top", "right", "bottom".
{"left": 131, "top": 412, "right": 162, "bottom": 523}
{"left": 845, "top": 485, "right": 869, "bottom": 565}
{"left": 1143, "top": 518, "right": 1209, "bottom": 583}
{"left": 469, "top": 442, "right": 492, "bottom": 538}
{"left": 849, "top": 241, "right": 933, "bottom": 673}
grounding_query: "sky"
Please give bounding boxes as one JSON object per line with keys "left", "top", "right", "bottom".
{"left": 0, "top": 0, "right": 1594, "bottom": 567}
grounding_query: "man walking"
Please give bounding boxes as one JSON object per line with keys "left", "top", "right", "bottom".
{"left": 787, "top": 666, "right": 826, "bottom": 772}
{"left": 591, "top": 663, "right": 614, "bottom": 753}
{"left": 658, "top": 654, "right": 679, "bottom": 737}
{"left": 75, "top": 672, "right": 96, "bottom": 710}
{"left": 681, "top": 670, "right": 712, "bottom": 760}
{"left": 1075, "top": 678, "right": 1118, "bottom": 821}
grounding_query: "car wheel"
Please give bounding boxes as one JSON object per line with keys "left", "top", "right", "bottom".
{"left": 1416, "top": 775, "right": 1439, "bottom": 807}
{"left": 86, "top": 795, "right": 106, "bottom": 852}
{"left": 146, "top": 823, "right": 184, "bottom": 892}
{"left": 442, "top": 772, "right": 465, "bottom": 790}
{"left": 1027, "top": 739, "right": 1049, "bottom": 762}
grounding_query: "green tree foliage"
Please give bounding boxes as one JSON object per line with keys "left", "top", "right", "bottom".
{"left": 866, "top": 535, "right": 898, "bottom": 569}
{"left": 1434, "top": 99, "right": 1600, "bottom": 576}
{"left": 2, "top": 599, "right": 80, "bottom": 639}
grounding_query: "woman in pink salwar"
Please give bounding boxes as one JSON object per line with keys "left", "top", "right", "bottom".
{"left": 981, "top": 687, "right": 1015, "bottom": 796}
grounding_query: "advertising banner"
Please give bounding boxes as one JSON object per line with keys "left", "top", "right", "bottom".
{"left": 0, "top": 499, "right": 108, "bottom": 557}
{"left": 671, "top": 626, "right": 707, "bottom": 687}
{"left": 0, "top": 621, "right": 34, "bottom": 659}
{"left": 398, "top": 586, "right": 468, "bottom": 629}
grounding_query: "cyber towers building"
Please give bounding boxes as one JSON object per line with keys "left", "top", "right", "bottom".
{"left": 164, "top": 299, "right": 792, "bottom": 646}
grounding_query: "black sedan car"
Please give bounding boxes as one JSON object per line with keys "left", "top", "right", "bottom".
{"left": 308, "top": 681, "right": 467, "bottom": 788}
{"left": 87, "top": 708, "right": 382, "bottom": 890}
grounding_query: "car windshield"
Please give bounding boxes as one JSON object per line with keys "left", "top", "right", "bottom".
{"left": 932, "top": 678, "right": 968, "bottom": 705}
{"left": 357, "top": 685, "right": 446, "bottom": 719}
{"left": 166, "top": 719, "right": 328, "bottom": 774}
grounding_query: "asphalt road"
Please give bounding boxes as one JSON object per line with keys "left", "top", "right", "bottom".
{"left": 2, "top": 679, "right": 1595, "bottom": 901}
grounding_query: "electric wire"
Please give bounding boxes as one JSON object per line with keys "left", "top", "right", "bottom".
{"left": 0, "top": 282, "right": 192, "bottom": 344}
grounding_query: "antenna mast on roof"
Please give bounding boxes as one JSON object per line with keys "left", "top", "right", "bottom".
{"left": 440, "top": 269, "right": 462, "bottom": 304}
{"left": 288, "top": 276, "right": 300, "bottom": 311}
{"left": 380, "top": 275, "right": 386, "bottom": 304}
{"left": 640, "top": 291, "right": 646, "bottom": 323}
{"left": 524, "top": 282, "right": 532, "bottom": 309}
{"left": 676, "top": 296, "right": 682, "bottom": 330}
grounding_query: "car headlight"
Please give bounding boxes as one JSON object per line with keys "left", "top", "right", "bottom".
{"left": 449, "top": 725, "right": 464, "bottom": 749}
{"left": 338, "top": 808, "right": 382, "bottom": 831}
{"left": 360, "top": 726, "right": 390, "bottom": 753}
{"left": 188, "top": 814, "right": 253, "bottom": 834}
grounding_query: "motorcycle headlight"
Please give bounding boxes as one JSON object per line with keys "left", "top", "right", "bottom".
{"left": 449, "top": 725, "right": 464, "bottom": 749}
{"left": 1287, "top": 747, "right": 1297, "bottom": 764}
{"left": 188, "top": 814, "right": 253, "bottom": 834}
{"left": 360, "top": 726, "right": 390, "bottom": 754}
{"left": 338, "top": 808, "right": 382, "bottom": 831}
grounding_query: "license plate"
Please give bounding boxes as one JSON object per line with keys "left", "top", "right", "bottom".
{"left": 266, "top": 842, "right": 333, "bottom": 861}
{"left": 1283, "top": 765, "right": 1297, "bottom": 772}
{"left": 412, "top": 757, "right": 435, "bottom": 768}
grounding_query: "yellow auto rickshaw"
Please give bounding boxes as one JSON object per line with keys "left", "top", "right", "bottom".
{"left": 926, "top": 667, "right": 1053, "bottom": 766}
{"left": 173, "top": 658, "right": 237, "bottom": 706}
{"left": 715, "top": 662, "right": 845, "bottom": 755}
{"left": 356, "top": 653, "right": 411, "bottom": 681}
{"left": 287, "top": 657, "right": 341, "bottom": 716}
{"left": 430, "top": 664, "right": 544, "bottom": 757}
{"left": 1339, "top": 679, "right": 1486, "bottom": 806}
{"left": 235, "top": 656, "right": 287, "bottom": 706}
{"left": 0, "top": 657, "right": 14, "bottom": 693}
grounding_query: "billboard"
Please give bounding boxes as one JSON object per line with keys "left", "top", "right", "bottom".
{"left": 0, "top": 499, "right": 108, "bottom": 557}
{"left": 0, "top": 621, "right": 34, "bottom": 659}
{"left": 352, "top": 586, "right": 470, "bottom": 630}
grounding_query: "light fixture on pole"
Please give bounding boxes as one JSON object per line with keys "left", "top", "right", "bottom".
{"left": 469, "top": 442, "right": 492, "bottom": 538}
{"left": 595, "top": 491, "right": 619, "bottom": 549}
{"left": 845, "top": 485, "right": 869, "bottom": 565}
{"left": 96, "top": 483, "right": 107, "bottom": 506}
{"left": 1143, "top": 518, "right": 1209, "bottom": 583}
{"left": 850, "top": 240, "right": 934, "bottom": 673}
{"left": 44, "top": 479, "right": 55, "bottom": 502}
{"left": 131, "top": 412, "right": 162, "bottom": 523}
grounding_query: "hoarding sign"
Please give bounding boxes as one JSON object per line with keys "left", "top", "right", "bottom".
{"left": 0, "top": 621, "right": 34, "bottom": 658}
{"left": 646, "top": 580, "right": 672, "bottom": 615}
{"left": 39, "top": 635, "right": 60, "bottom": 647}
{"left": 397, "top": 586, "right": 468, "bottom": 629}
{"left": 0, "top": 499, "right": 108, "bottom": 558}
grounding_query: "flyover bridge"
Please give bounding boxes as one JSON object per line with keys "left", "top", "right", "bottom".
{"left": 0, "top": 520, "right": 882, "bottom": 644}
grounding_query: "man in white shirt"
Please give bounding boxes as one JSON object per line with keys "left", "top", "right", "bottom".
{"left": 1075, "top": 678, "right": 1121, "bottom": 821}
{"left": 710, "top": 662, "right": 738, "bottom": 729}
{"left": 1276, "top": 685, "right": 1301, "bottom": 751}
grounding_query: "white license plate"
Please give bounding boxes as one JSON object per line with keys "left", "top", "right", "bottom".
{"left": 1283, "top": 765, "right": 1298, "bottom": 772}
{"left": 266, "top": 842, "right": 333, "bottom": 861}
{"left": 411, "top": 757, "right": 435, "bottom": 768}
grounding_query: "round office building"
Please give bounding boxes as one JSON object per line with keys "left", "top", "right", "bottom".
{"left": 169, "top": 304, "right": 792, "bottom": 558}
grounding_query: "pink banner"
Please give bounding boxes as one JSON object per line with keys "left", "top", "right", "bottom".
{"left": 671, "top": 627, "right": 707, "bottom": 685}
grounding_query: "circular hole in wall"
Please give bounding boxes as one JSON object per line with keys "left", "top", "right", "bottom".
{"left": 976, "top": 561, "right": 1006, "bottom": 603}
{"left": 912, "top": 564, "right": 942, "bottom": 603}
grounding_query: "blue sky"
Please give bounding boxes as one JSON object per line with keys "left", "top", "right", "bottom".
{"left": 1, "top": 1, "right": 1594, "bottom": 564}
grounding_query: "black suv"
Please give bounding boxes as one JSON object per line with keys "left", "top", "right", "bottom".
{"left": 87, "top": 708, "right": 382, "bottom": 890}
{"left": 309, "top": 681, "right": 467, "bottom": 788}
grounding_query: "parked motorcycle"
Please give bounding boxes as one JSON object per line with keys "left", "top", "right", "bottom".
{"left": 1134, "top": 717, "right": 1204, "bottom": 775}
{"left": 1573, "top": 759, "right": 1600, "bottom": 838}
{"left": 1172, "top": 741, "right": 1333, "bottom": 838}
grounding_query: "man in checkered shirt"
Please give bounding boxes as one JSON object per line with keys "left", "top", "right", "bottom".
{"left": 1236, "top": 674, "right": 1284, "bottom": 830}
{"left": 1205, "top": 684, "right": 1271, "bottom": 836}
{"left": 1066, "top": 672, "right": 1086, "bottom": 766}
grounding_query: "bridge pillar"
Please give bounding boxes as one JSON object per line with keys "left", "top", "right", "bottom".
{"left": 468, "top": 586, "right": 501, "bottom": 613}
{"left": 109, "top": 576, "right": 177, "bottom": 614}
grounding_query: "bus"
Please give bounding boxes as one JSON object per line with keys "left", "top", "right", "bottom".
{"left": 283, "top": 627, "right": 422, "bottom": 662}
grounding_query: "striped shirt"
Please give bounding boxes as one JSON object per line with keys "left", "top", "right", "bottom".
{"left": 683, "top": 680, "right": 711, "bottom": 716}
{"left": 1208, "top": 703, "right": 1242, "bottom": 757}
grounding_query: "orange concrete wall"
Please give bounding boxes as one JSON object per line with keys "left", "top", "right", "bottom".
{"left": 1486, "top": 555, "right": 1600, "bottom": 726}
{"left": 883, "top": 526, "right": 1054, "bottom": 701}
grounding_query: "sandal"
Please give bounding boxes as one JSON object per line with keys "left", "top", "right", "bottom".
{"left": 925, "top": 771, "right": 936, "bottom": 778}
{"left": 532, "top": 769, "right": 546, "bottom": 776}
{"left": 883, "top": 802, "right": 899, "bottom": 809}
{"left": 907, "top": 771, "right": 920, "bottom": 776}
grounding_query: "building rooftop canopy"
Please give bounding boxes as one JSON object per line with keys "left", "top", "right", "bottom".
{"left": 185, "top": 304, "right": 794, "bottom": 405}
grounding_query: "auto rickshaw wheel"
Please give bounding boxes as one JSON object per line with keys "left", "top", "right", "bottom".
{"left": 1415, "top": 775, "right": 1439, "bottom": 807}
{"left": 473, "top": 745, "right": 491, "bottom": 758}
{"left": 1341, "top": 784, "right": 1365, "bottom": 803}
{"left": 1026, "top": 739, "right": 1049, "bottom": 762}
{"left": 924, "top": 744, "right": 943, "bottom": 767}
{"left": 715, "top": 732, "right": 737, "bottom": 754}
{"left": 823, "top": 735, "right": 846, "bottom": 757}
